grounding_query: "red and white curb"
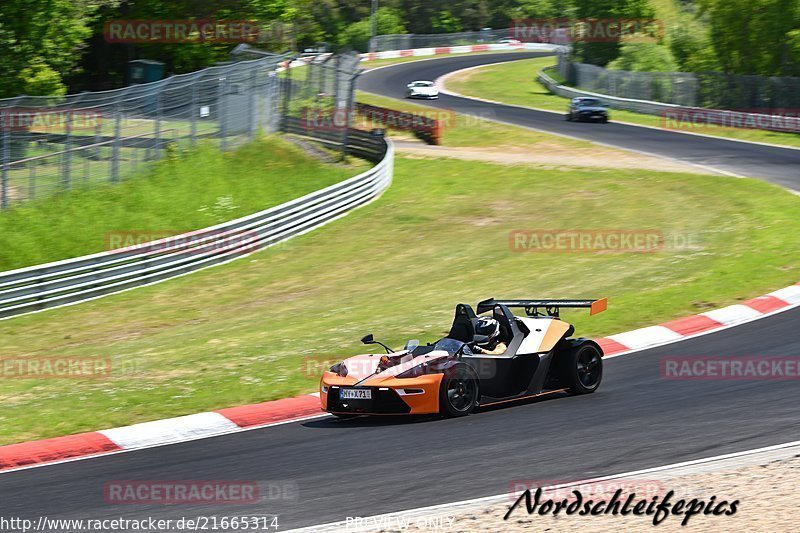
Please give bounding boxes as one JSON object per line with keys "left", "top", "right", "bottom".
{"left": 1, "top": 282, "right": 798, "bottom": 473}
{"left": 595, "top": 283, "right": 800, "bottom": 357}
{"left": 281, "top": 42, "right": 562, "bottom": 70}
{"left": 0, "top": 393, "right": 324, "bottom": 472}
{"left": 360, "top": 42, "right": 562, "bottom": 62}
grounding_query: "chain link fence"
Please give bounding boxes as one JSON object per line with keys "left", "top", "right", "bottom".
{"left": 561, "top": 55, "right": 800, "bottom": 111}
{"left": 0, "top": 54, "right": 291, "bottom": 209}
{"left": 280, "top": 52, "right": 363, "bottom": 159}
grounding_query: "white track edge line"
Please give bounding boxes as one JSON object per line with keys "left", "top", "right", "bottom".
{"left": 284, "top": 438, "right": 800, "bottom": 532}
{"left": 434, "top": 58, "right": 800, "bottom": 154}
{"left": 1, "top": 292, "right": 797, "bottom": 475}
{"left": 0, "top": 51, "right": 796, "bottom": 473}
{"left": 431, "top": 70, "right": 745, "bottom": 179}
{"left": 0, "top": 410, "right": 331, "bottom": 475}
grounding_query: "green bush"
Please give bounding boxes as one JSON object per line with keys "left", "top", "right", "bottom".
{"left": 339, "top": 8, "right": 406, "bottom": 52}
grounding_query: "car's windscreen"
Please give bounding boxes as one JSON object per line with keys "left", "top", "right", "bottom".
{"left": 431, "top": 337, "right": 473, "bottom": 356}
{"left": 578, "top": 99, "right": 602, "bottom": 107}
{"left": 413, "top": 82, "right": 433, "bottom": 87}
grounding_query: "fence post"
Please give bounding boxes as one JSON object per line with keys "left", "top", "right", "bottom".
{"left": 190, "top": 76, "right": 198, "bottom": 146}
{"left": 219, "top": 76, "right": 227, "bottom": 151}
{"left": 111, "top": 91, "right": 122, "bottom": 183}
{"left": 280, "top": 58, "right": 293, "bottom": 132}
{"left": 154, "top": 83, "right": 161, "bottom": 160}
{"left": 339, "top": 70, "right": 360, "bottom": 162}
{"left": 1, "top": 124, "right": 8, "bottom": 209}
{"left": 249, "top": 69, "right": 257, "bottom": 139}
{"left": 62, "top": 109, "right": 72, "bottom": 190}
{"left": 28, "top": 157, "right": 36, "bottom": 200}
{"left": 92, "top": 110, "right": 102, "bottom": 184}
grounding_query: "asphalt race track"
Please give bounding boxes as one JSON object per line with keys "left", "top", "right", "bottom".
{"left": 1, "top": 53, "right": 799, "bottom": 531}
{"left": 359, "top": 52, "right": 800, "bottom": 190}
{"left": 1, "top": 307, "right": 799, "bottom": 529}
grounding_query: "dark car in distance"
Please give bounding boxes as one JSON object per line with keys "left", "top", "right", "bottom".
{"left": 566, "top": 97, "right": 609, "bottom": 123}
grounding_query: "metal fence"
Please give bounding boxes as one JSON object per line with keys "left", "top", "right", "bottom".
{"left": 0, "top": 54, "right": 288, "bottom": 208}
{"left": 560, "top": 55, "right": 800, "bottom": 111}
{"left": 541, "top": 63, "right": 800, "bottom": 133}
{"left": 0, "top": 130, "right": 393, "bottom": 320}
{"left": 280, "top": 52, "right": 363, "bottom": 159}
{"left": 370, "top": 29, "right": 514, "bottom": 52}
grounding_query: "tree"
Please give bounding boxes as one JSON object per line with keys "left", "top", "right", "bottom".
{"left": 697, "top": 0, "right": 800, "bottom": 76}
{"left": 609, "top": 39, "right": 678, "bottom": 72}
{"left": 570, "top": 0, "right": 657, "bottom": 66}
{"left": 339, "top": 7, "right": 406, "bottom": 52}
{"left": 0, "top": 0, "right": 118, "bottom": 97}
{"left": 432, "top": 11, "right": 463, "bottom": 33}
{"left": 668, "top": 14, "right": 720, "bottom": 73}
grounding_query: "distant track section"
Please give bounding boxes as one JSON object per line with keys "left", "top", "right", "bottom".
{"left": 358, "top": 52, "right": 800, "bottom": 190}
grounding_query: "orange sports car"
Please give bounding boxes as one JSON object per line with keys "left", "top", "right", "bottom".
{"left": 320, "top": 298, "right": 607, "bottom": 418}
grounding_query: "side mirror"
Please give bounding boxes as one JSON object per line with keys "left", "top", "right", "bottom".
{"left": 361, "top": 334, "right": 374, "bottom": 345}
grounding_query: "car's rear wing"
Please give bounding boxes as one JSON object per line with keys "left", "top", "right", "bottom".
{"left": 477, "top": 298, "right": 607, "bottom": 317}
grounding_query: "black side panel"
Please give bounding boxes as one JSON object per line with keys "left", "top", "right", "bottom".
{"left": 462, "top": 354, "right": 539, "bottom": 398}
{"left": 526, "top": 351, "right": 556, "bottom": 394}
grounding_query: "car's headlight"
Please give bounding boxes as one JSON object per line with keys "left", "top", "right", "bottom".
{"left": 330, "top": 362, "right": 348, "bottom": 377}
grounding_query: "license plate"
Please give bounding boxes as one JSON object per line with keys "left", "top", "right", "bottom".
{"left": 340, "top": 388, "right": 372, "bottom": 400}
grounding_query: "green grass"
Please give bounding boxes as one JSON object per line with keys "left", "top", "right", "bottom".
{"left": 360, "top": 49, "right": 534, "bottom": 70}
{"left": 445, "top": 57, "right": 800, "bottom": 149}
{"left": 0, "top": 136, "right": 370, "bottom": 271}
{"left": 356, "top": 91, "right": 593, "bottom": 149}
{"left": 0, "top": 155, "right": 797, "bottom": 445}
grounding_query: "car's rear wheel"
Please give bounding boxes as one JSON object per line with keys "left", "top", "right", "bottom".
{"left": 560, "top": 343, "right": 603, "bottom": 394}
{"left": 439, "top": 364, "right": 479, "bottom": 417}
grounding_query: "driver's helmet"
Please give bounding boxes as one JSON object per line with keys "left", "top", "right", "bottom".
{"left": 475, "top": 317, "right": 500, "bottom": 343}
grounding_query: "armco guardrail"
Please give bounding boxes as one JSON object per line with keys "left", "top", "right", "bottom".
{"left": 0, "top": 130, "right": 392, "bottom": 320}
{"left": 539, "top": 66, "right": 800, "bottom": 134}
{"left": 355, "top": 103, "right": 441, "bottom": 145}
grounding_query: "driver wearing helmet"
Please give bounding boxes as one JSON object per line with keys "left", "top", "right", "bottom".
{"left": 472, "top": 317, "right": 507, "bottom": 355}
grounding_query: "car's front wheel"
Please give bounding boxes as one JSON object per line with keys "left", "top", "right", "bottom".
{"left": 439, "top": 364, "right": 479, "bottom": 417}
{"left": 559, "top": 343, "right": 603, "bottom": 394}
